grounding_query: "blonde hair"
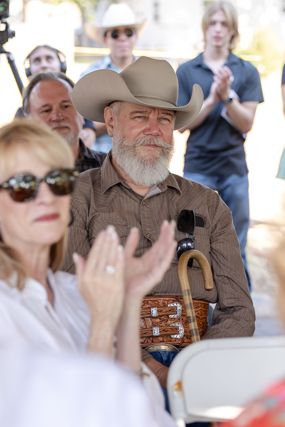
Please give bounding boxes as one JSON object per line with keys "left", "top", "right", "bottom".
{"left": 202, "top": 1, "right": 239, "bottom": 51}
{"left": 0, "top": 118, "right": 74, "bottom": 289}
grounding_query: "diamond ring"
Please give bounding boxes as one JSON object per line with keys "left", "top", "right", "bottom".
{"left": 105, "top": 265, "right": 116, "bottom": 274}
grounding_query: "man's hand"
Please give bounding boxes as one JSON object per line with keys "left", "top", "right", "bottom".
{"left": 215, "top": 65, "right": 234, "bottom": 101}
{"left": 144, "top": 356, "right": 169, "bottom": 388}
{"left": 208, "top": 79, "right": 221, "bottom": 105}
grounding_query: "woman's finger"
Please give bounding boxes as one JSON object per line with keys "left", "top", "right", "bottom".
{"left": 73, "top": 252, "right": 84, "bottom": 281}
{"left": 85, "top": 226, "right": 118, "bottom": 274}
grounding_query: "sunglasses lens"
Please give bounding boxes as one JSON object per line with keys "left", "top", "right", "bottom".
{"left": 0, "top": 169, "right": 77, "bottom": 203}
{"left": 8, "top": 175, "right": 38, "bottom": 202}
{"left": 111, "top": 29, "right": 119, "bottom": 39}
{"left": 110, "top": 28, "right": 134, "bottom": 39}
{"left": 46, "top": 169, "right": 77, "bottom": 196}
{"left": 125, "top": 28, "right": 134, "bottom": 37}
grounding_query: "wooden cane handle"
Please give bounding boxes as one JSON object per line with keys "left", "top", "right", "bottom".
{"left": 177, "top": 250, "right": 214, "bottom": 342}
{"left": 178, "top": 250, "right": 214, "bottom": 291}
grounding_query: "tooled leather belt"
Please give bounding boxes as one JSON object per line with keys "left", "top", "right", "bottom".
{"left": 140, "top": 295, "right": 209, "bottom": 348}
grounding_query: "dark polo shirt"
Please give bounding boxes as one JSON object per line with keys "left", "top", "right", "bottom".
{"left": 176, "top": 52, "right": 264, "bottom": 177}
{"left": 63, "top": 154, "right": 255, "bottom": 338}
{"left": 75, "top": 140, "right": 106, "bottom": 173}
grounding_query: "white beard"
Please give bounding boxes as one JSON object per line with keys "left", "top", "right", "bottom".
{"left": 112, "top": 135, "right": 174, "bottom": 187}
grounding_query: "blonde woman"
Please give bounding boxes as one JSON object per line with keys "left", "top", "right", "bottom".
{"left": 0, "top": 118, "right": 176, "bottom": 426}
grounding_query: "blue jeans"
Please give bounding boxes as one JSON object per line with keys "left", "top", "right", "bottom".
{"left": 184, "top": 172, "right": 251, "bottom": 290}
{"left": 150, "top": 349, "right": 210, "bottom": 426}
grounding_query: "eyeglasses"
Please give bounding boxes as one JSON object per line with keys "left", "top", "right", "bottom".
{"left": 108, "top": 28, "right": 135, "bottom": 40}
{"left": 0, "top": 168, "right": 78, "bottom": 203}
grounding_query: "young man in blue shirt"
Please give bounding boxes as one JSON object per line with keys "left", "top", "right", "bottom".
{"left": 176, "top": 0, "right": 264, "bottom": 290}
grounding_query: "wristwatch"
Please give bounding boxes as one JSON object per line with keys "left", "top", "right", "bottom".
{"left": 224, "top": 95, "right": 234, "bottom": 104}
{"left": 224, "top": 89, "right": 237, "bottom": 104}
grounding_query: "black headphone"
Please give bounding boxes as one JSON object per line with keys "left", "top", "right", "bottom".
{"left": 24, "top": 45, "right": 67, "bottom": 78}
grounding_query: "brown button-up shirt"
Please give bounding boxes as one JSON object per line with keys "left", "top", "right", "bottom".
{"left": 64, "top": 154, "right": 255, "bottom": 338}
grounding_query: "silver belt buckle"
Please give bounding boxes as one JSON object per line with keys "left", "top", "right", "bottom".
{"left": 150, "top": 307, "right": 158, "bottom": 317}
{"left": 168, "top": 302, "right": 182, "bottom": 318}
{"left": 151, "top": 322, "right": 184, "bottom": 339}
{"left": 152, "top": 326, "right": 160, "bottom": 336}
{"left": 170, "top": 322, "right": 184, "bottom": 339}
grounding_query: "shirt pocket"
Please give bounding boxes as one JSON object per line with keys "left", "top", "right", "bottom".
{"left": 174, "top": 227, "right": 211, "bottom": 270}
{"left": 88, "top": 212, "right": 130, "bottom": 246}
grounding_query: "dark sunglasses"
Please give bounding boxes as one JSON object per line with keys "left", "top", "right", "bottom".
{"left": 0, "top": 168, "right": 78, "bottom": 203}
{"left": 108, "top": 28, "right": 135, "bottom": 40}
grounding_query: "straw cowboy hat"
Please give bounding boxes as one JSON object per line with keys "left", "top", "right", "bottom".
{"left": 72, "top": 56, "right": 203, "bottom": 130}
{"left": 87, "top": 3, "right": 146, "bottom": 42}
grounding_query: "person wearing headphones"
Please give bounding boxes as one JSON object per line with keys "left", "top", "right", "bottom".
{"left": 24, "top": 45, "right": 67, "bottom": 76}
{"left": 18, "top": 45, "right": 96, "bottom": 149}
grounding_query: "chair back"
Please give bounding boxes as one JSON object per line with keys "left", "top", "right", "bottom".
{"left": 167, "top": 335, "right": 285, "bottom": 426}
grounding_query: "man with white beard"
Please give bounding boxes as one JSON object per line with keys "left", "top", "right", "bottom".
{"left": 63, "top": 57, "right": 255, "bottom": 396}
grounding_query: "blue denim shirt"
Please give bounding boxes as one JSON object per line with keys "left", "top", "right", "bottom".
{"left": 80, "top": 55, "right": 121, "bottom": 77}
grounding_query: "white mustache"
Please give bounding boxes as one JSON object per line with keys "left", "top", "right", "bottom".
{"left": 132, "top": 136, "right": 173, "bottom": 152}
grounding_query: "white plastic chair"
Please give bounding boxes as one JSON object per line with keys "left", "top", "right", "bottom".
{"left": 167, "top": 335, "right": 285, "bottom": 426}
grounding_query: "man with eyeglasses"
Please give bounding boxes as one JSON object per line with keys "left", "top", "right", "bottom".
{"left": 81, "top": 3, "right": 146, "bottom": 153}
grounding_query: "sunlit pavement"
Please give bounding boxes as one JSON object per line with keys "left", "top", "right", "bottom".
{"left": 246, "top": 71, "right": 285, "bottom": 336}
{"left": 248, "top": 222, "right": 284, "bottom": 337}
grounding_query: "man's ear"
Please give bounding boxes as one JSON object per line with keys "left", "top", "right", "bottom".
{"left": 104, "top": 106, "right": 115, "bottom": 137}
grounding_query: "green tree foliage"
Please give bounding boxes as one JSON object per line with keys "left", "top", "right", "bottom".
{"left": 237, "top": 27, "right": 283, "bottom": 77}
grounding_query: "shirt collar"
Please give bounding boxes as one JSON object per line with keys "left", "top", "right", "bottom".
{"left": 225, "top": 52, "right": 240, "bottom": 66}
{"left": 102, "top": 55, "right": 121, "bottom": 72}
{"left": 103, "top": 55, "right": 137, "bottom": 72}
{"left": 76, "top": 139, "right": 88, "bottom": 160}
{"left": 101, "top": 153, "right": 123, "bottom": 193}
{"left": 158, "top": 172, "right": 181, "bottom": 194}
{"left": 195, "top": 52, "right": 239, "bottom": 68}
{"left": 192, "top": 52, "right": 204, "bottom": 67}
{"left": 100, "top": 153, "right": 181, "bottom": 195}
{"left": 0, "top": 274, "right": 48, "bottom": 303}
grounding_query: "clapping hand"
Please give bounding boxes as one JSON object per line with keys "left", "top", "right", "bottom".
{"left": 214, "top": 65, "right": 234, "bottom": 101}
{"left": 123, "top": 220, "right": 176, "bottom": 300}
{"left": 73, "top": 225, "right": 124, "bottom": 335}
{"left": 72, "top": 221, "right": 176, "bottom": 360}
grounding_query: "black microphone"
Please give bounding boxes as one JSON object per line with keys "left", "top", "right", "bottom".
{"left": 176, "top": 210, "right": 196, "bottom": 266}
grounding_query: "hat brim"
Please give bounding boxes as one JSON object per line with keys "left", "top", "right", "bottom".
{"left": 72, "top": 70, "right": 203, "bottom": 130}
